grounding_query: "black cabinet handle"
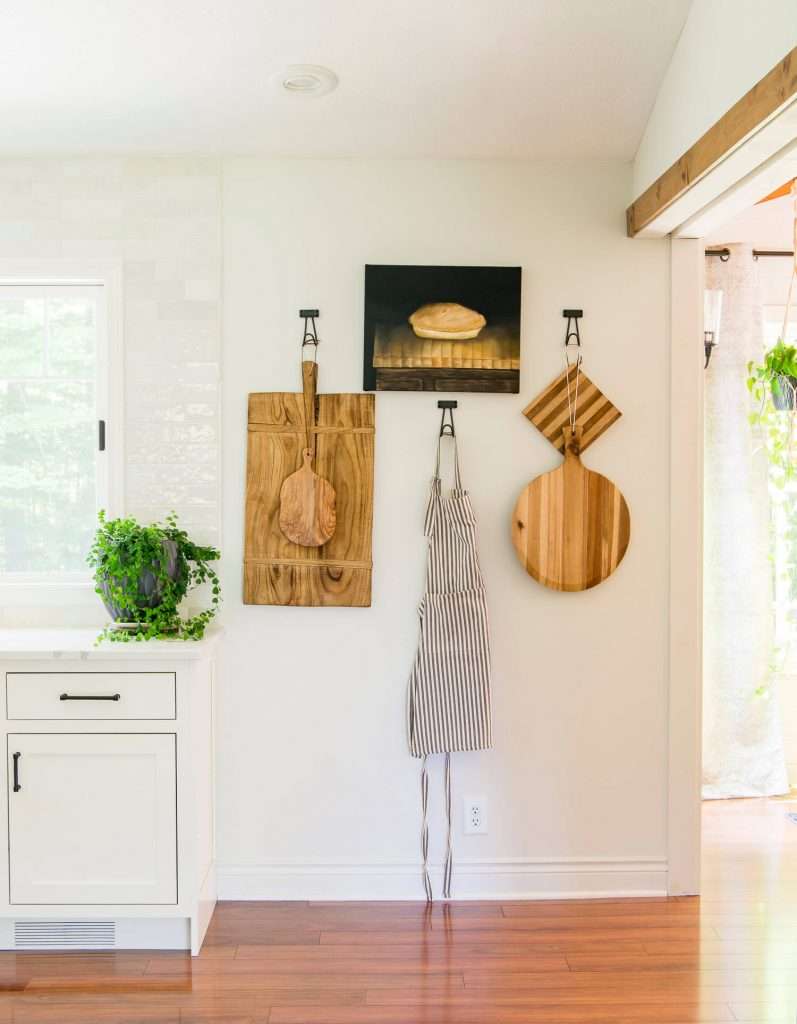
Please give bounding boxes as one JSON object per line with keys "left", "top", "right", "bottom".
{"left": 98, "top": 419, "right": 106, "bottom": 452}
{"left": 12, "top": 752, "right": 21, "bottom": 793}
{"left": 59, "top": 693, "right": 121, "bottom": 702}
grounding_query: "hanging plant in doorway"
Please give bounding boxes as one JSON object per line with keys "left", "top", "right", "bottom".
{"left": 747, "top": 341, "right": 797, "bottom": 487}
{"left": 748, "top": 339, "right": 797, "bottom": 409}
{"left": 87, "top": 511, "right": 221, "bottom": 643}
{"left": 747, "top": 339, "right": 797, "bottom": 487}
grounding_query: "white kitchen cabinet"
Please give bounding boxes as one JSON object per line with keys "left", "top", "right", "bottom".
{"left": 8, "top": 733, "right": 177, "bottom": 906}
{"left": 0, "top": 630, "right": 219, "bottom": 954}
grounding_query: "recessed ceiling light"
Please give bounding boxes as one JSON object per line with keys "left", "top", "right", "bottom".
{"left": 272, "top": 65, "right": 338, "bottom": 98}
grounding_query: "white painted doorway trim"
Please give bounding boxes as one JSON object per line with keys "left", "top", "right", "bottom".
{"left": 664, "top": 113, "right": 797, "bottom": 893}
{"left": 667, "top": 238, "right": 704, "bottom": 895}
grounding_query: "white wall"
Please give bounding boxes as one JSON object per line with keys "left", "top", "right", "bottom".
{"left": 218, "top": 158, "right": 670, "bottom": 898}
{"left": 633, "top": 0, "right": 797, "bottom": 196}
{"left": 0, "top": 158, "right": 222, "bottom": 625}
{"left": 0, "top": 154, "right": 672, "bottom": 897}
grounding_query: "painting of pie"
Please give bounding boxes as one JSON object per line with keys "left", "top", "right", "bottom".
{"left": 409, "top": 302, "right": 486, "bottom": 340}
{"left": 364, "top": 265, "right": 521, "bottom": 393}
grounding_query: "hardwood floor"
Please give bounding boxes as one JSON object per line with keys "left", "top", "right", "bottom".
{"left": 1, "top": 796, "right": 796, "bottom": 1022}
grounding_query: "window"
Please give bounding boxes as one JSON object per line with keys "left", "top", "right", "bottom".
{"left": 0, "top": 277, "right": 117, "bottom": 583}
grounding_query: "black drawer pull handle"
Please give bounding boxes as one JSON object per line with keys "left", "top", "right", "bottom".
{"left": 12, "top": 752, "right": 21, "bottom": 793}
{"left": 59, "top": 693, "right": 121, "bottom": 702}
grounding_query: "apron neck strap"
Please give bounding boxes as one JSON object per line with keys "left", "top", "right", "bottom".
{"left": 435, "top": 434, "right": 463, "bottom": 490}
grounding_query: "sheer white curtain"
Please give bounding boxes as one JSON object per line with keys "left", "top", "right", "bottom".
{"left": 703, "top": 244, "right": 789, "bottom": 799}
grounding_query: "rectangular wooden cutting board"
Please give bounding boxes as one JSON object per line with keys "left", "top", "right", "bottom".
{"left": 244, "top": 389, "right": 375, "bottom": 607}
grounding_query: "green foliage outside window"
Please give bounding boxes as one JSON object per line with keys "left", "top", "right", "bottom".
{"left": 0, "top": 294, "right": 97, "bottom": 574}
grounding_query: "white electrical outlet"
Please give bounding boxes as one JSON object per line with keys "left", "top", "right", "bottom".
{"left": 464, "top": 798, "right": 487, "bottom": 835}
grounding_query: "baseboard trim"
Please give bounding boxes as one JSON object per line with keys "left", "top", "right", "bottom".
{"left": 217, "top": 857, "right": 668, "bottom": 901}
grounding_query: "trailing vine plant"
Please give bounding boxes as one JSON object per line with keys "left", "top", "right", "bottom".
{"left": 747, "top": 338, "right": 797, "bottom": 489}
{"left": 87, "top": 511, "right": 221, "bottom": 642}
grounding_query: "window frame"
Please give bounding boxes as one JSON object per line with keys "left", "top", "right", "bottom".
{"left": 0, "top": 259, "right": 124, "bottom": 595}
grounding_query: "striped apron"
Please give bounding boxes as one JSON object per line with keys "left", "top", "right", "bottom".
{"left": 407, "top": 433, "right": 492, "bottom": 900}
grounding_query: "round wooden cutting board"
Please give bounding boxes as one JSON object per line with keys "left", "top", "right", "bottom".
{"left": 512, "top": 426, "right": 630, "bottom": 592}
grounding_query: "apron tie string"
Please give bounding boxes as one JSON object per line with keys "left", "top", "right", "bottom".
{"left": 420, "top": 756, "right": 432, "bottom": 903}
{"left": 443, "top": 753, "right": 453, "bottom": 899}
{"left": 419, "top": 753, "right": 454, "bottom": 902}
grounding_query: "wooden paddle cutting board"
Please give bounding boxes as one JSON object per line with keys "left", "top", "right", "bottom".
{"left": 511, "top": 426, "right": 629, "bottom": 591}
{"left": 279, "top": 449, "right": 337, "bottom": 547}
{"left": 244, "top": 383, "right": 374, "bottom": 608}
{"left": 279, "top": 361, "right": 337, "bottom": 547}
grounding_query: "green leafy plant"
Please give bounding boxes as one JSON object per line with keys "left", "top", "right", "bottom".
{"left": 87, "top": 511, "right": 220, "bottom": 643}
{"left": 747, "top": 338, "right": 797, "bottom": 488}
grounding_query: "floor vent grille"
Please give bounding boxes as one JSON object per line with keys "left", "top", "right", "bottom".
{"left": 14, "top": 920, "right": 116, "bottom": 950}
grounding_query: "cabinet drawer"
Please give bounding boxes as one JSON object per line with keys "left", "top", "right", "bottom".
{"left": 6, "top": 673, "right": 176, "bottom": 720}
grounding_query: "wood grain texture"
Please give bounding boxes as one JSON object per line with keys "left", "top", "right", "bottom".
{"left": 626, "top": 46, "right": 797, "bottom": 236}
{"left": 512, "top": 426, "right": 630, "bottom": 591}
{"left": 522, "top": 366, "right": 621, "bottom": 453}
{"left": 375, "top": 366, "right": 518, "bottom": 393}
{"left": 301, "top": 361, "right": 317, "bottom": 458}
{"left": 245, "top": 389, "right": 374, "bottom": 606}
{"left": 0, "top": 798, "right": 792, "bottom": 1021}
{"left": 279, "top": 451, "right": 337, "bottom": 547}
{"left": 373, "top": 324, "right": 517, "bottom": 368}
{"left": 278, "top": 362, "right": 337, "bottom": 547}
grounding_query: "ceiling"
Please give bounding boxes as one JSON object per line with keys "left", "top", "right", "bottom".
{"left": 706, "top": 194, "right": 795, "bottom": 250}
{"left": 1, "top": 0, "right": 691, "bottom": 158}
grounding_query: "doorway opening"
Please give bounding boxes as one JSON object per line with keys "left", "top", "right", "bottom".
{"left": 701, "top": 181, "right": 797, "bottom": 895}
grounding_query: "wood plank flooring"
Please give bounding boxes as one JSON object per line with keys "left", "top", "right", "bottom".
{"left": 0, "top": 797, "right": 796, "bottom": 1022}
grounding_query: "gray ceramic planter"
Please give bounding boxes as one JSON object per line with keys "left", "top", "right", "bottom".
{"left": 772, "top": 374, "right": 797, "bottom": 411}
{"left": 98, "top": 539, "right": 185, "bottom": 622}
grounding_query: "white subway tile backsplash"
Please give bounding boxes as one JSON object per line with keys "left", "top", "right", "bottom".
{"left": 130, "top": 421, "right": 217, "bottom": 448}
{"left": 127, "top": 441, "right": 218, "bottom": 466}
{"left": 60, "top": 197, "right": 125, "bottom": 221}
{"left": 157, "top": 298, "right": 218, "bottom": 322}
{"left": 185, "top": 278, "right": 219, "bottom": 302}
{"left": 0, "top": 157, "right": 221, "bottom": 544}
{"left": 128, "top": 463, "right": 217, "bottom": 496}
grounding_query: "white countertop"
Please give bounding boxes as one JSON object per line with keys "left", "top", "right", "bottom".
{"left": 0, "top": 627, "right": 222, "bottom": 660}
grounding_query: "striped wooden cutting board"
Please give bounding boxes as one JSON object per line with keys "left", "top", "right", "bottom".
{"left": 523, "top": 366, "right": 621, "bottom": 453}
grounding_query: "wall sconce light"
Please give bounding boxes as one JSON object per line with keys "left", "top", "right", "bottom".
{"left": 704, "top": 289, "right": 723, "bottom": 369}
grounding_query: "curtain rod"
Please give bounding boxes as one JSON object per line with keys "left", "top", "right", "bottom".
{"left": 705, "top": 248, "right": 794, "bottom": 261}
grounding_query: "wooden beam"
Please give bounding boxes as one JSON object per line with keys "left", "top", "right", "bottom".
{"left": 627, "top": 47, "right": 797, "bottom": 237}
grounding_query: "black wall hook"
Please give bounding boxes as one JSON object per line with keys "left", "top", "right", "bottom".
{"left": 563, "top": 309, "right": 583, "bottom": 348}
{"left": 438, "top": 400, "right": 457, "bottom": 437}
{"left": 300, "top": 308, "right": 320, "bottom": 353}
